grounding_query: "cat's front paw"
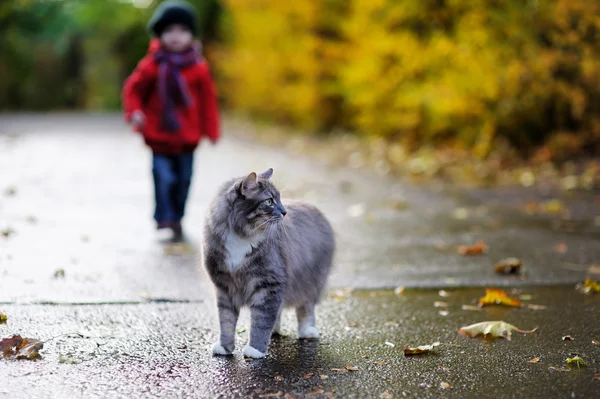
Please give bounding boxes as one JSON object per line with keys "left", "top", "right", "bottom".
{"left": 212, "top": 343, "right": 233, "bottom": 356}
{"left": 299, "top": 326, "right": 320, "bottom": 339}
{"left": 242, "top": 345, "right": 266, "bottom": 359}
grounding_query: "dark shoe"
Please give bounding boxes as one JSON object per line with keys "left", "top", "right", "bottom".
{"left": 171, "top": 222, "right": 183, "bottom": 242}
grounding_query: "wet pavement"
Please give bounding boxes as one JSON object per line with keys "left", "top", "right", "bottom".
{"left": 1, "top": 113, "right": 599, "bottom": 398}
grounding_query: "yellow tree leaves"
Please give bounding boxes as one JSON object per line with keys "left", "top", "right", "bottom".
{"left": 219, "top": 0, "right": 600, "bottom": 155}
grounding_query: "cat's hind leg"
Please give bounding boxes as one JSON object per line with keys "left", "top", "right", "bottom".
{"left": 272, "top": 307, "right": 284, "bottom": 336}
{"left": 296, "top": 303, "right": 319, "bottom": 339}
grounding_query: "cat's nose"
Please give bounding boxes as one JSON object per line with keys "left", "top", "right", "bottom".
{"left": 278, "top": 204, "right": 287, "bottom": 216}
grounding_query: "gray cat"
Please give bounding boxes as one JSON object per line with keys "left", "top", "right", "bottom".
{"left": 202, "top": 168, "right": 335, "bottom": 359}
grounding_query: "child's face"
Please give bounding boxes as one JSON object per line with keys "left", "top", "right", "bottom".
{"left": 160, "top": 24, "right": 193, "bottom": 52}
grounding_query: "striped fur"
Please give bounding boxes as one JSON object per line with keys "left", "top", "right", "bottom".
{"left": 202, "top": 168, "right": 335, "bottom": 358}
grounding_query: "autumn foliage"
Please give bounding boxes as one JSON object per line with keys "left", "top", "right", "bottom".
{"left": 217, "top": 0, "right": 600, "bottom": 156}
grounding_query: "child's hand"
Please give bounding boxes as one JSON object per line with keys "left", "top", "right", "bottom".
{"left": 130, "top": 110, "right": 145, "bottom": 128}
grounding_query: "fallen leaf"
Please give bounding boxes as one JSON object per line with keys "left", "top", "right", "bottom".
{"left": 309, "top": 387, "right": 325, "bottom": 396}
{"left": 319, "top": 375, "right": 328, "bottom": 380}
{"left": 0, "top": 314, "right": 6, "bottom": 324}
{"left": 577, "top": 278, "right": 600, "bottom": 294}
{"left": 439, "top": 310, "right": 449, "bottom": 316}
{"left": 440, "top": 382, "right": 452, "bottom": 390}
{"left": 594, "top": 375, "right": 600, "bottom": 381}
{"left": 528, "top": 357, "right": 541, "bottom": 363}
{"left": 259, "top": 392, "right": 283, "bottom": 398}
{"left": 549, "top": 366, "right": 570, "bottom": 372}
{"left": 457, "top": 240, "right": 487, "bottom": 255}
{"left": 388, "top": 200, "right": 409, "bottom": 210}
{"left": 345, "top": 365, "right": 359, "bottom": 371}
{"left": 394, "top": 287, "right": 405, "bottom": 295}
{"left": 331, "top": 368, "right": 348, "bottom": 373}
{"left": 554, "top": 243, "right": 568, "bottom": 254}
{"left": 519, "top": 294, "right": 533, "bottom": 301}
{"left": 438, "top": 290, "right": 450, "bottom": 297}
{"left": 592, "top": 340, "right": 600, "bottom": 346}
{"left": 303, "top": 373, "right": 314, "bottom": 379}
{"left": 478, "top": 289, "right": 522, "bottom": 308}
{"left": 284, "top": 394, "right": 297, "bottom": 399}
{"left": 495, "top": 258, "right": 523, "bottom": 274}
{"left": 53, "top": 269, "right": 65, "bottom": 279}
{"left": 380, "top": 392, "right": 393, "bottom": 399}
{"left": 587, "top": 265, "right": 600, "bottom": 275}
{"left": 562, "top": 335, "right": 574, "bottom": 341}
{"left": 403, "top": 342, "right": 440, "bottom": 356}
{"left": 527, "top": 304, "right": 547, "bottom": 310}
{"left": 434, "top": 301, "right": 448, "bottom": 308}
{"left": 58, "top": 353, "right": 81, "bottom": 364}
{"left": 452, "top": 207, "right": 469, "bottom": 220}
{"left": 274, "top": 375, "right": 284, "bottom": 381}
{"left": 458, "top": 321, "right": 537, "bottom": 340}
{"left": 384, "top": 341, "right": 395, "bottom": 347}
{"left": 164, "top": 243, "right": 194, "bottom": 256}
{"left": 542, "top": 199, "right": 565, "bottom": 214}
{"left": 237, "top": 328, "right": 247, "bottom": 334}
{"left": 566, "top": 356, "right": 587, "bottom": 368}
{"left": 461, "top": 305, "right": 481, "bottom": 311}
{"left": 373, "top": 361, "right": 390, "bottom": 365}
{"left": 1, "top": 228, "right": 16, "bottom": 238}
{"left": 0, "top": 335, "right": 43, "bottom": 360}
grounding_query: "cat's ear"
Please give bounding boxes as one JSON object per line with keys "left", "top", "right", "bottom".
{"left": 259, "top": 168, "right": 273, "bottom": 180}
{"left": 240, "top": 172, "right": 257, "bottom": 196}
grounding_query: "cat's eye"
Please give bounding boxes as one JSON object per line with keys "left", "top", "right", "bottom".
{"left": 265, "top": 198, "right": 274, "bottom": 206}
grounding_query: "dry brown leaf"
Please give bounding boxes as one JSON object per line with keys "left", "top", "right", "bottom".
{"left": 462, "top": 305, "right": 481, "bottom": 311}
{"left": 319, "top": 375, "right": 328, "bottom": 380}
{"left": 259, "top": 392, "right": 283, "bottom": 398}
{"left": 527, "top": 304, "right": 547, "bottom": 310}
{"left": 0, "top": 335, "right": 43, "bottom": 360}
{"left": 528, "top": 357, "right": 541, "bottom": 363}
{"left": 594, "top": 375, "right": 600, "bottom": 381}
{"left": 274, "top": 375, "right": 284, "bottom": 381}
{"left": 457, "top": 240, "right": 487, "bottom": 256}
{"left": 562, "top": 335, "right": 574, "bottom": 341}
{"left": 403, "top": 342, "right": 440, "bottom": 356}
{"left": 440, "top": 382, "right": 453, "bottom": 389}
{"left": 373, "top": 361, "right": 390, "bottom": 365}
{"left": 478, "top": 288, "right": 522, "bottom": 307}
{"left": 554, "top": 243, "right": 568, "bottom": 254}
{"left": 309, "top": 387, "right": 325, "bottom": 396}
{"left": 549, "top": 366, "right": 570, "bottom": 372}
{"left": 439, "top": 310, "right": 449, "bottom": 316}
{"left": 303, "top": 373, "right": 314, "bottom": 379}
{"left": 434, "top": 301, "right": 448, "bottom": 308}
{"left": 438, "top": 290, "right": 450, "bottom": 297}
{"left": 587, "top": 265, "right": 600, "bottom": 275}
{"left": 380, "top": 392, "right": 393, "bottom": 399}
{"left": 458, "top": 321, "right": 537, "bottom": 340}
{"left": 345, "top": 365, "right": 359, "bottom": 371}
{"left": 495, "top": 258, "right": 523, "bottom": 274}
{"left": 331, "top": 368, "right": 348, "bottom": 373}
{"left": 592, "top": 340, "right": 600, "bottom": 346}
{"left": 394, "top": 287, "right": 405, "bottom": 295}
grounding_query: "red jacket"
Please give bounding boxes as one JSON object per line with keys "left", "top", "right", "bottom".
{"left": 122, "top": 39, "right": 220, "bottom": 154}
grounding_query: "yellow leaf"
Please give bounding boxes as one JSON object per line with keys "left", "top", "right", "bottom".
{"left": 478, "top": 289, "right": 522, "bottom": 308}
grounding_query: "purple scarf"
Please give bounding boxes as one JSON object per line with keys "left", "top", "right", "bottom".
{"left": 154, "top": 46, "right": 201, "bottom": 132}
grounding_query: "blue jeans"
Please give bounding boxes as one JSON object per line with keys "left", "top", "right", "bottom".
{"left": 152, "top": 152, "right": 194, "bottom": 226}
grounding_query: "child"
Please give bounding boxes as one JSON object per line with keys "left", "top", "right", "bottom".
{"left": 122, "top": 0, "right": 220, "bottom": 240}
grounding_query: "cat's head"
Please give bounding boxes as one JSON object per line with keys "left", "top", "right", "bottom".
{"left": 230, "top": 168, "right": 287, "bottom": 235}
